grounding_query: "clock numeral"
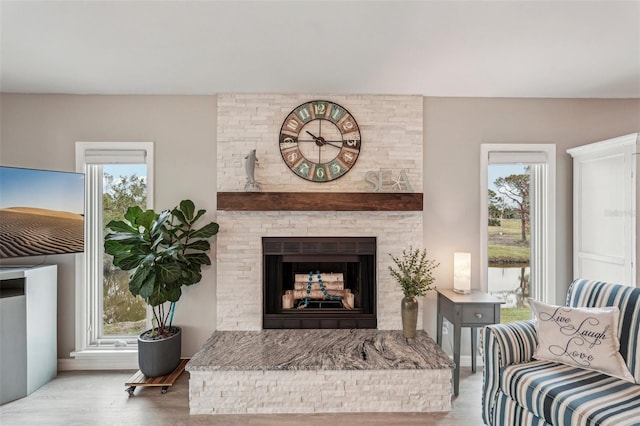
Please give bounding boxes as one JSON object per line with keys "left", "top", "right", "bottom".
{"left": 284, "top": 113, "right": 303, "bottom": 132}
{"left": 341, "top": 151, "right": 356, "bottom": 164}
{"left": 327, "top": 159, "right": 349, "bottom": 181}
{"left": 337, "top": 114, "right": 359, "bottom": 134}
{"left": 345, "top": 139, "right": 358, "bottom": 148}
{"left": 296, "top": 106, "right": 312, "bottom": 123}
{"left": 298, "top": 162, "right": 310, "bottom": 176}
{"left": 313, "top": 102, "right": 327, "bottom": 117}
{"left": 312, "top": 164, "right": 328, "bottom": 182}
{"left": 341, "top": 119, "right": 355, "bottom": 132}
{"left": 280, "top": 136, "right": 297, "bottom": 149}
{"left": 329, "top": 105, "right": 345, "bottom": 123}
{"left": 281, "top": 148, "right": 303, "bottom": 167}
{"left": 286, "top": 118, "right": 299, "bottom": 131}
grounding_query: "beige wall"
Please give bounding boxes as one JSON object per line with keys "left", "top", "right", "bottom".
{"left": 0, "top": 94, "right": 217, "bottom": 358}
{"left": 1, "top": 94, "right": 638, "bottom": 361}
{"left": 422, "top": 97, "right": 639, "bottom": 339}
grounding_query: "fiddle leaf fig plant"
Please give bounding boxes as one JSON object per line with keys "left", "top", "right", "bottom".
{"left": 104, "top": 199, "right": 219, "bottom": 338}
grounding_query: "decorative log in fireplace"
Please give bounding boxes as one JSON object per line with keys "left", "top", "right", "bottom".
{"left": 263, "top": 237, "right": 376, "bottom": 329}
{"left": 282, "top": 273, "right": 355, "bottom": 310}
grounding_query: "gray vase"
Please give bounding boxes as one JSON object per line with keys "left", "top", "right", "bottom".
{"left": 401, "top": 297, "right": 419, "bottom": 339}
{"left": 137, "top": 326, "right": 181, "bottom": 377}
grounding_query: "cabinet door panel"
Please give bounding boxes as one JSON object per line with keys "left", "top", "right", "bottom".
{"left": 568, "top": 133, "right": 637, "bottom": 286}
{"left": 578, "top": 154, "right": 626, "bottom": 258}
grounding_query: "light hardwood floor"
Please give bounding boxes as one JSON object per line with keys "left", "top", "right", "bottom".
{"left": 0, "top": 366, "right": 484, "bottom": 426}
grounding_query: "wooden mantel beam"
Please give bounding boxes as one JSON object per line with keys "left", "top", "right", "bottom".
{"left": 217, "top": 192, "right": 423, "bottom": 211}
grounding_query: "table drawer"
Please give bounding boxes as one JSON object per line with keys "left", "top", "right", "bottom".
{"left": 461, "top": 305, "right": 497, "bottom": 324}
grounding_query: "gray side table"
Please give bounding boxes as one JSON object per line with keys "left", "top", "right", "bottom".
{"left": 436, "top": 289, "right": 504, "bottom": 396}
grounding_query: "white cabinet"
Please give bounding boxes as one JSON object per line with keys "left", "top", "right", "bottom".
{"left": 0, "top": 265, "right": 57, "bottom": 404}
{"left": 567, "top": 133, "right": 638, "bottom": 286}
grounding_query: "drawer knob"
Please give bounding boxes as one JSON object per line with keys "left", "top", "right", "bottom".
{"left": 475, "top": 313, "right": 483, "bottom": 319}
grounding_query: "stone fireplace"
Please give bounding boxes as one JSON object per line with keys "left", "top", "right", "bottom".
{"left": 185, "top": 94, "right": 453, "bottom": 416}
{"left": 215, "top": 94, "right": 425, "bottom": 331}
{"left": 216, "top": 210, "right": 422, "bottom": 330}
{"left": 262, "top": 236, "right": 376, "bottom": 329}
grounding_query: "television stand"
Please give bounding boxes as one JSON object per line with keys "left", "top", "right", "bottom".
{"left": 0, "top": 265, "right": 57, "bottom": 404}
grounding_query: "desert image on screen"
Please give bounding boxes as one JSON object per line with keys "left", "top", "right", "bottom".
{"left": 0, "top": 207, "right": 84, "bottom": 258}
{"left": 0, "top": 167, "right": 85, "bottom": 259}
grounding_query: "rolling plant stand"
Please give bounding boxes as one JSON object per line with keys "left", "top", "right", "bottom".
{"left": 125, "top": 358, "right": 188, "bottom": 396}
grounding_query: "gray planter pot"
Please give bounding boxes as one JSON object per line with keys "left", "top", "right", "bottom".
{"left": 401, "top": 297, "right": 418, "bottom": 339}
{"left": 137, "top": 326, "right": 181, "bottom": 378}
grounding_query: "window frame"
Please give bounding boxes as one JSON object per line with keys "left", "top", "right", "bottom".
{"left": 480, "top": 144, "right": 556, "bottom": 304}
{"left": 72, "top": 142, "right": 154, "bottom": 365}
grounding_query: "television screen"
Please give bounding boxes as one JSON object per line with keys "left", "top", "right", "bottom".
{"left": 0, "top": 166, "right": 85, "bottom": 258}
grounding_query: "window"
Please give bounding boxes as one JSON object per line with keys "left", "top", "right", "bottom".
{"left": 487, "top": 162, "right": 531, "bottom": 322}
{"left": 73, "top": 142, "right": 153, "bottom": 362}
{"left": 480, "top": 145, "right": 556, "bottom": 310}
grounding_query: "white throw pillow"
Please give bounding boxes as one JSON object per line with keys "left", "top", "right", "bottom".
{"left": 528, "top": 298, "right": 635, "bottom": 383}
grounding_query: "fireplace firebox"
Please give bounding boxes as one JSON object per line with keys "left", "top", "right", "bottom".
{"left": 263, "top": 237, "right": 376, "bottom": 329}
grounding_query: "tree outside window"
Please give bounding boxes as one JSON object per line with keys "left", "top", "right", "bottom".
{"left": 102, "top": 170, "right": 147, "bottom": 336}
{"left": 487, "top": 166, "right": 531, "bottom": 323}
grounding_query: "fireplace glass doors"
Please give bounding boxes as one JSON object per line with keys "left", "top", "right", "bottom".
{"left": 263, "top": 237, "right": 376, "bottom": 329}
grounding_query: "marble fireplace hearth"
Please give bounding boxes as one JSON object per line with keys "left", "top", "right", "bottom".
{"left": 186, "top": 329, "right": 453, "bottom": 414}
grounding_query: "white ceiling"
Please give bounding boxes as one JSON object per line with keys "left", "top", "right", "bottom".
{"left": 1, "top": 0, "right": 639, "bottom": 98}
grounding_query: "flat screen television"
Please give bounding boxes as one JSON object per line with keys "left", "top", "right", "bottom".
{"left": 0, "top": 166, "right": 85, "bottom": 259}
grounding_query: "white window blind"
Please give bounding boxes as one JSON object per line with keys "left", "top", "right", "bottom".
{"left": 488, "top": 151, "right": 548, "bottom": 164}
{"left": 83, "top": 149, "right": 148, "bottom": 164}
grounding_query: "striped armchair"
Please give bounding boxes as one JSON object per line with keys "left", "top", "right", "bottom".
{"left": 482, "top": 279, "right": 640, "bottom": 426}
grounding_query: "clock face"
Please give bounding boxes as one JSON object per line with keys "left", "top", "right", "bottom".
{"left": 279, "top": 100, "right": 361, "bottom": 182}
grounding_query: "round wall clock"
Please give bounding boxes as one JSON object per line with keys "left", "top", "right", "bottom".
{"left": 279, "top": 100, "right": 361, "bottom": 182}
